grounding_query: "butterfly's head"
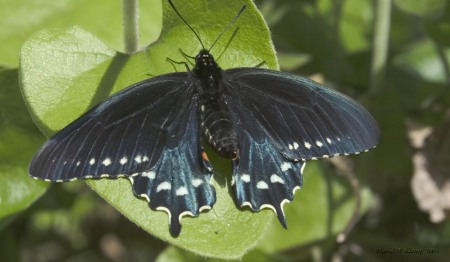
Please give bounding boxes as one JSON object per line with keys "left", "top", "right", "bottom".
{"left": 194, "top": 50, "right": 218, "bottom": 69}
{"left": 193, "top": 49, "right": 221, "bottom": 78}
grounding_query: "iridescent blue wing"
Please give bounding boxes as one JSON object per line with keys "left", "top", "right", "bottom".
{"left": 29, "top": 73, "right": 216, "bottom": 236}
{"left": 223, "top": 67, "right": 379, "bottom": 226}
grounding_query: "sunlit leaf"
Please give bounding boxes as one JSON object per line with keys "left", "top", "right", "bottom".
{"left": 20, "top": 0, "right": 278, "bottom": 259}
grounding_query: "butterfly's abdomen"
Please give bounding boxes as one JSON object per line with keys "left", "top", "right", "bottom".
{"left": 200, "top": 100, "right": 238, "bottom": 159}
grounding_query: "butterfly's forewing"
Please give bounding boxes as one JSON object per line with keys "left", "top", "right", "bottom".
{"left": 224, "top": 68, "right": 380, "bottom": 161}
{"left": 29, "top": 73, "right": 216, "bottom": 236}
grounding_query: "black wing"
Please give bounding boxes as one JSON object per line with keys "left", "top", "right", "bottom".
{"left": 29, "top": 73, "right": 216, "bottom": 236}
{"left": 224, "top": 68, "right": 380, "bottom": 161}
{"left": 223, "top": 67, "right": 379, "bottom": 226}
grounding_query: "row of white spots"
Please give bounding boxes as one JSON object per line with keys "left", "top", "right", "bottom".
{"left": 288, "top": 142, "right": 299, "bottom": 150}
{"left": 86, "top": 155, "right": 150, "bottom": 167}
{"left": 139, "top": 171, "right": 204, "bottom": 188}
{"left": 138, "top": 170, "right": 205, "bottom": 196}
{"left": 288, "top": 137, "right": 341, "bottom": 151}
{"left": 238, "top": 173, "right": 286, "bottom": 189}
{"left": 134, "top": 155, "right": 149, "bottom": 164}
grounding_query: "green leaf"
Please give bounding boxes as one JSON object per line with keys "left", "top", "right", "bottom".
{"left": 0, "top": 69, "right": 48, "bottom": 229}
{"left": 394, "top": 0, "right": 447, "bottom": 17}
{"left": 20, "top": 0, "right": 277, "bottom": 259}
{"left": 0, "top": 0, "right": 161, "bottom": 67}
{"left": 393, "top": 39, "right": 450, "bottom": 84}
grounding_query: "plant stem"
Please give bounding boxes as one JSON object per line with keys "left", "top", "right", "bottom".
{"left": 122, "top": 0, "right": 140, "bottom": 53}
{"left": 369, "top": 0, "right": 391, "bottom": 95}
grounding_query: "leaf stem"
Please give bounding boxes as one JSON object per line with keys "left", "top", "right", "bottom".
{"left": 122, "top": 0, "right": 140, "bottom": 53}
{"left": 369, "top": 0, "right": 392, "bottom": 95}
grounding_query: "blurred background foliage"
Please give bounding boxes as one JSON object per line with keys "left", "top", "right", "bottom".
{"left": 1, "top": 0, "right": 450, "bottom": 261}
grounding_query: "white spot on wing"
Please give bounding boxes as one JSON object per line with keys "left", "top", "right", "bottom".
{"left": 141, "top": 171, "right": 155, "bottom": 179}
{"left": 102, "top": 158, "right": 112, "bottom": 166}
{"left": 288, "top": 144, "right": 293, "bottom": 150}
{"left": 281, "top": 162, "right": 292, "bottom": 171}
{"left": 316, "top": 141, "right": 323, "bottom": 147}
{"left": 143, "top": 156, "right": 149, "bottom": 162}
{"left": 120, "top": 157, "right": 128, "bottom": 165}
{"left": 270, "top": 174, "right": 285, "bottom": 184}
{"left": 256, "top": 181, "right": 269, "bottom": 189}
{"left": 241, "top": 174, "right": 251, "bottom": 183}
{"left": 176, "top": 186, "right": 188, "bottom": 196}
{"left": 76, "top": 161, "right": 81, "bottom": 166}
{"left": 326, "top": 137, "right": 332, "bottom": 144}
{"left": 192, "top": 179, "right": 203, "bottom": 187}
{"left": 293, "top": 142, "right": 299, "bottom": 149}
{"left": 89, "top": 158, "right": 95, "bottom": 165}
{"left": 304, "top": 142, "right": 312, "bottom": 149}
{"left": 157, "top": 182, "right": 171, "bottom": 192}
{"left": 134, "top": 155, "right": 142, "bottom": 163}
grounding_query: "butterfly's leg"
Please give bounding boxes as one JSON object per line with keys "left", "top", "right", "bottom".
{"left": 166, "top": 57, "right": 191, "bottom": 72}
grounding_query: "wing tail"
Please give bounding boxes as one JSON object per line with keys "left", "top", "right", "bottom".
{"left": 232, "top": 133, "right": 304, "bottom": 228}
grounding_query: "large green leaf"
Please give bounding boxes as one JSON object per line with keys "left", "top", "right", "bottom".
{"left": 0, "top": 69, "right": 47, "bottom": 229}
{"left": 20, "top": 0, "right": 278, "bottom": 259}
{"left": 0, "top": 0, "right": 161, "bottom": 67}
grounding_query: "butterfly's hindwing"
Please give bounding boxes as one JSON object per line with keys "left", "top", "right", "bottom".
{"left": 225, "top": 78, "right": 305, "bottom": 225}
{"left": 29, "top": 73, "right": 216, "bottom": 236}
{"left": 232, "top": 132, "right": 304, "bottom": 227}
{"left": 130, "top": 111, "right": 216, "bottom": 237}
{"left": 224, "top": 68, "right": 380, "bottom": 161}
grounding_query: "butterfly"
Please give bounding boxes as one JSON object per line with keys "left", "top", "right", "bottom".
{"left": 29, "top": 0, "right": 380, "bottom": 237}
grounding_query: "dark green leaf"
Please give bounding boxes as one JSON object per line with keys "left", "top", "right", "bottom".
{"left": 0, "top": 69, "right": 47, "bottom": 228}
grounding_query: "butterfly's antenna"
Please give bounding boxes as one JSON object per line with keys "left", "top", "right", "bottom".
{"left": 209, "top": 5, "right": 246, "bottom": 53}
{"left": 168, "top": 0, "right": 205, "bottom": 50}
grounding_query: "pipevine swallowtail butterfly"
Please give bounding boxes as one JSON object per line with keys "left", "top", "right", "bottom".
{"left": 29, "top": 0, "right": 380, "bottom": 236}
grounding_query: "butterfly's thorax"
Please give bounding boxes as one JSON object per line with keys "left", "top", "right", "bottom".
{"left": 193, "top": 50, "right": 238, "bottom": 159}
